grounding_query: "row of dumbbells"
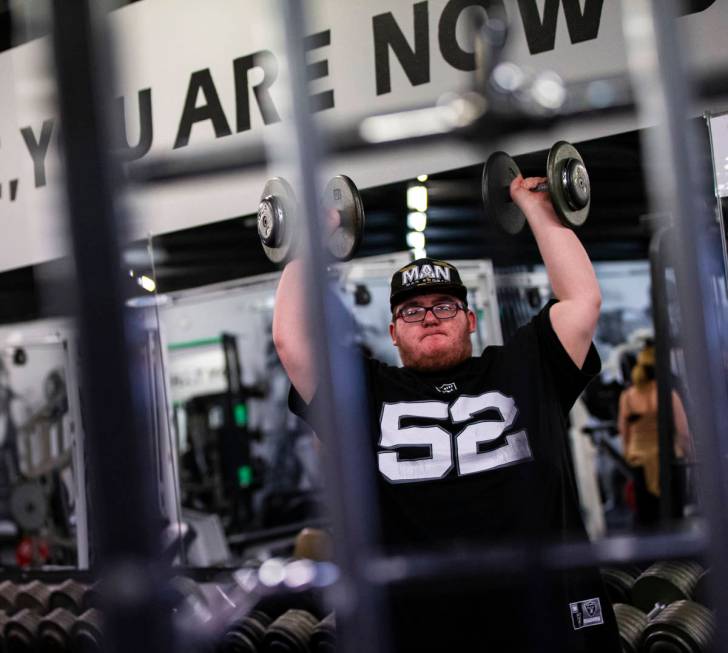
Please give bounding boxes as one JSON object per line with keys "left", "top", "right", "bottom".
{"left": 0, "top": 579, "right": 101, "bottom": 652}
{"left": 222, "top": 609, "right": 335, "bottom": 653}
{"left": 0, "top": 575, "right": 337, "bottom": 653}
{"left": 602, "top": 560, "right": 713, "bottom": 653}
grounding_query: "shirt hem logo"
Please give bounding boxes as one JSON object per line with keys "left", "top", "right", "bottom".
{"left": 570, "top": 598, "right": 604, "bottom": 630}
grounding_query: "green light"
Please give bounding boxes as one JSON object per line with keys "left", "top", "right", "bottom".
{"left": 234, "top": 403, "right": 247, "bottom": 427}
{"left": 238, "top": 465, "right": 252, "bottom": 487}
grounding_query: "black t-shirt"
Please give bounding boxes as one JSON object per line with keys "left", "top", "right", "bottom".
{"left": 290, "top": 301, "right": 621, "bottom": 652}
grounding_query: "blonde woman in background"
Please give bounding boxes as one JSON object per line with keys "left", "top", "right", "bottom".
{"left": 618, "top": 341, "right": 690, "bottom": 527}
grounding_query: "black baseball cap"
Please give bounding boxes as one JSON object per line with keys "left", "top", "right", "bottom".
{"left": 390, "top": 258, "right": 467, "bottom": 311}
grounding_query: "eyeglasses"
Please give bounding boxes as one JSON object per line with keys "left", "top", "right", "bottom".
{"left": 396, "top": 302, "right": 466, "bottom": 323}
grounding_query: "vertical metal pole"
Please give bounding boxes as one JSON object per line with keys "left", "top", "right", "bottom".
{"left": 704, "top": 113, "right": 728, "bottom": 295}
{"left": 648, "top": 227, "right": 676, "bottom": 522}
{"left": 64, "top": 338, "right": 90, "bottom": 568}
{"left": 275, "top": 2, "right": 390, "bottom": 652}
{"left": 623, "top": 1, "right": 728, "bottom": 646}
{"left": 50, "top": 2, "right": 173, "bottom": 653}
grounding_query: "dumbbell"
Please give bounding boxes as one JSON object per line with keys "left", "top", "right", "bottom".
{"left": 601, "top": 567, "right": 641, "bottom": 606}
{"left": 0, "top": 580, "right": 19, "bottom": 613}
{"left": 38, "top": 607, "right": 76, "bottom": 653}
{"left": 49, "top": 579, "right": 90, "bottom": 615}
{"left": 262, "top": 609, "right": 318, "bottom": 653}
{"left": 310, "top": 612, "right": 336, "bottom": 653}
{"left": 631, "top": 560, "right": 704, "bottom": 613}
{"left": 257, "top": 175, "right": 365, "bottom": 264}
{"left": 6, "top": 608, "right": 42, "bottom": 652}
{"left": 15, "top": 580, "right": 53, "bottom": 614}
{"left": 71, "top": 608, "right": 103, "bottom": 653}
{"left": 482, "top": 140, "right": 590, "bottom": 234}
{"left": 613, "top": 603, "right": 647, "bottom": 653}
{"left": 642, "top": 600, "right": 714, "bottom": 653}
{"left": 222, "top": 609, "right": 272, "bottom": 653}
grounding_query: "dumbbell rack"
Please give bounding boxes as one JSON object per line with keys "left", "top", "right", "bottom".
{"left": 39, "top": 2, "right": 728, "bottom": 653}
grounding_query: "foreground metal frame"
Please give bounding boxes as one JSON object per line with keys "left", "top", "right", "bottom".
{"left": 46, "top": 1, "right": 728, "bottom": 653}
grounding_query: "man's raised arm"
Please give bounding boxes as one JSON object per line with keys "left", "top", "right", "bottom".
{"left": 510, "top": 176, "right": 602, "bottom": 368}
{"left": 272, "top": 258, "right": 318, "bottom": 403}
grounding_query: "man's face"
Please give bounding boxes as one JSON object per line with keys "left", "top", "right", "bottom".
{"left": 389, "top": 292, "right": 476, "bottom": 371}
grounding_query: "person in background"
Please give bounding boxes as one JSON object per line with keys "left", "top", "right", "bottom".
{"left": 617, "top": 341, "right": 690, "bottom": 526}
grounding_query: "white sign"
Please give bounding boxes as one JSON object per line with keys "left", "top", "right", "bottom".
{"left": 0, "top": 0, "right": 726, "bottom": 271}
{"left": 167, "top": 343, "right": 227, "bottom": 405}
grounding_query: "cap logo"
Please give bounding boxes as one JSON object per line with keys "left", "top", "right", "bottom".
{"left": 401, "top": 263, "right": 451, "bottom": 286}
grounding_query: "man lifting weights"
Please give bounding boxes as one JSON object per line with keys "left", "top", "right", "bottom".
{"left": 272, "top": 174, "right": 621, "bottom": 652}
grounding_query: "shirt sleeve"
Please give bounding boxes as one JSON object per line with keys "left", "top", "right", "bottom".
{"left": 288, "top": 346, "right": 375, "bottom": 437}
{"left": 506, "top": 299, "right": 600, "bottom": 415}
{"left": 536, "top": 299, "right": 601, "bottom": 413}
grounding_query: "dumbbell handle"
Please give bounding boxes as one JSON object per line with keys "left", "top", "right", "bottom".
{"left": 503, "top": 181, "right": 549, "bottom": 204}
{"left": 647, "top": 602, "right": 667, "bottom": 620}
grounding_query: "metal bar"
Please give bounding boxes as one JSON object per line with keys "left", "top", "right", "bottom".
{"left": 648, "top": 227, "right": 676, "bottom": 522}
{"left": 273, "top": 2, "right": 391, "bottom": 652}
{"left": 49, "top": 2, "right": 173, "bottom": 653}
{"left": 366, "top": 527, "right": 708, "bottom": 586}
{"left": 623, "top": 1, "right": 728, "bottom": 648}
{"left": 705, "top": 112, "right": 728, "bottom": 295}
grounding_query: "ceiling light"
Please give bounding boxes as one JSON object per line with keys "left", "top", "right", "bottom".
{"left": 407, "top": 211, "right": 427, "bottom": 232}
{"left": 407, "top": 185, "right": 428, "bottom": 212}
{"left": 406, "top": 231, "right": 426, "bottom": 250}
{"left": 137, "top": 275, "right": 156, "bottom": 293}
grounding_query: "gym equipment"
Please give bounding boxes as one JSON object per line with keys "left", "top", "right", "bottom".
{"left": 222, "top": 609, "right": 272, "bottom": 653}
{"left": 72, "top": 609, "right": 103, "bottom": 653}
{"left": 258, "top": 177, "right": 298, "bottom": 265}
{"left": 632, "top": 560, "right": 704, "bottom": 613}
{"left": 82, "top": 583, "right": 101, "bottom": 612}
{"left": 257, "top": 175, "right": 365, "bottom": 264}
{"left": 38, "top": 607, "right": 76, "bottom": 653}
{"left": 0, "top": 611, "right": 10, "bottom": 650}
{"left": 16, "top": 580, "right": 53, "bottom": 613}
{"left": 262, "top": 609, "right": 318, "bottom": 653}
{"left": 322, "top": 175, "right": 365, "bottom": 262}
{"left": 481, "top": 140, "right": 590, "bottom": 233}
{"left": 642, "top": 600, "right": 714, "bottom": 653}
{"left": 613, "top": 603, "right": 647, "bottom": 653}
{"left": 49, "top": 579, "right": 89, "bottom": 615}
{"left": 694, "top": 569, "right": 712, "bottom": 609}
{"left": 6, "top": 608, "right": 41, "bottom": 653}
{"left": 602, "top": 567, "right": 640, "bottom": 606}
{"left": 310, "top": 612, "right": 336, "bottom": 653}
{"left": 10, "top": 482, "right": 48, "bottom": 532}
{"left": 0, "top": 580, "right": 19, "bottom": 613}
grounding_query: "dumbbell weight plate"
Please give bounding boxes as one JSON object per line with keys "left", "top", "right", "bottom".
{"left": 10, "top": 481, "right": 47, "bottom": 532}
{"left": 547, "top": 141, "right": 590, "bottom": 228}
{"left": 481, "top": 151, "right": 526, "bottom": 235}
{"left": 323, "top": 175, "right": 365, "bottom": 261}
{"left": 258, "top": 177, "right": 298, "bottom": 265}
{"left": 632, "top": 560, "right": 703, "bottom": 613}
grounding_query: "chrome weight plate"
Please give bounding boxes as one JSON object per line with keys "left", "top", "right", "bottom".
{"left": 546, "top": 141, "right": 590, "bottom": 228}
{"left": 258, "top": 177, "right": 298, "bottom": 265}
{"left": 481, "top": 151, "right": 526, "bottom": 235}
{"left": 323, "top": 175, "right": 365, "bottom": 261}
